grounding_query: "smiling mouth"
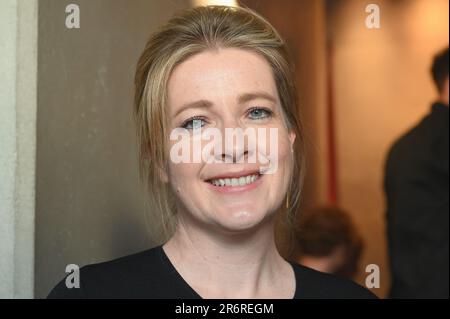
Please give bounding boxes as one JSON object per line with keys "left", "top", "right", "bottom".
{"left": 206, "top": 173, "right": 262, "bottom": 187}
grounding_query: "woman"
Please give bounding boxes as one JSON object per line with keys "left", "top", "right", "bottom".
{"left": 49, "top": 5, "right": 375, "bottom": 299}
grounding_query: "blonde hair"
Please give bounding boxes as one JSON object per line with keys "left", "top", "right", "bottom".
{"left": 134, "top": 5, "right": 305, "bottom": 248}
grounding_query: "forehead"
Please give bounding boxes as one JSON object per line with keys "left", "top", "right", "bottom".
{"left": 167, "top": 48, "right": 278, "bottom": 109}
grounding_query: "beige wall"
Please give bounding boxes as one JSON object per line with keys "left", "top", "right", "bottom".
{"left": 328, "top": 0, "right": 449, "bottom": 297}
{"left": 0, "top": 0, "right": 37, "bottom": 298}
{"left": 35, "top": 0, "right": 190, "bottom": 298}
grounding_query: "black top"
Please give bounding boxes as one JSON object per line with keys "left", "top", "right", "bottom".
{"left": 385, "top": 102, "right": 449, "bottom": 298}
{"left": 48, "top": 245, "right": 376, "bottom": 299}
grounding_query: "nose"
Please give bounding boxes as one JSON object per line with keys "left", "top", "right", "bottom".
{"left": 214, "top": 116, "right": 254, "bottom": 164}
{"left": 220, "top": 141, "right": 249, "bottom": 163}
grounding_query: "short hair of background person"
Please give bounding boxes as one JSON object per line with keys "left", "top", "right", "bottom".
{"left": 294, "top": 206, "right": 364, "bottom": 279}
{"left": 431, "top": 47, "right": 449, "bottom": 104}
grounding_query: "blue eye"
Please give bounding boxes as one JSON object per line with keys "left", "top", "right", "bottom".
{"left": 248, "top": 107, "right": 273, "bottom": 120}
{"left": 181, "top": 117, "right": 206, "bottom": 130}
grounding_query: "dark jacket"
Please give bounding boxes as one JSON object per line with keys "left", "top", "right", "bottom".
{"left": 385, "top": 102, "right": 449, "bottom": 298}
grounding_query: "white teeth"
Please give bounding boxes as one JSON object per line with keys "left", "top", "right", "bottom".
{"left": 209, "top": 174, "right": 259, "bottom": 187}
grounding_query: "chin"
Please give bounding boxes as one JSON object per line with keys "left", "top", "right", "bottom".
{"left": 213, "top": 208, "right": 274, "bottom": 234}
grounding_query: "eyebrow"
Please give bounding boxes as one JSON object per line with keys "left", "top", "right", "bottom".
{"left": 173, "top": 100, "right": 213, "bottom": 117}
{"left": 173, "top": 91, "right": 278, "bottom": 117}
{"left": 238, "top": 91, "right": 277, "bottom": 105}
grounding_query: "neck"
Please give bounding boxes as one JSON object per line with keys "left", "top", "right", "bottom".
{"left": 163, "top": 214, "right": 294, "bottom": 298}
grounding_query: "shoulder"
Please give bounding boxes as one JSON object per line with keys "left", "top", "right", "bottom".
{"left": 387, "top": 121, "right": 425, "bottom": 162}
{"left": 80, "top": 245, "right": 165, "bottom": 278}
{"left": 47, "top": 246, "right": 173, "bottom": 299}
{"left": 291, "top": 263, "right": 378, "bottom": 299}
{"left": 386, "top": 107, "right": 449, "bottom": 182}
{"left": 388, "top": 107, "right": 448, "bottom": 162}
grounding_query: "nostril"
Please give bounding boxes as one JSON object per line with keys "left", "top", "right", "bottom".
{"left": 221, "top": 153, "right": 235, "bottom": 163}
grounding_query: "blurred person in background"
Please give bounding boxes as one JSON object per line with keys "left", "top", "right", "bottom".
{"left": 293, "top": 206, "right": 364, "bottom": 280}
{"left": 384, "top": 47, "right": 449, "bottom": 298}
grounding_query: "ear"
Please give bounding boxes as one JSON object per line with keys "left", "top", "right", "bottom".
{"left": 289, "top": 131, "right": 296, "bottom": 153}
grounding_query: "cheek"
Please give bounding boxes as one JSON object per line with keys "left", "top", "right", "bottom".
{"left": 272, "top": 132, "right": 295, "bottom": 201}
{"left": 261, "top": 130, "right": 294, "bottom": 207}
{"left": 167, "top": 162, "right": 200, "bottom": 194}
{"left": 276, "top": 131, "right": 294, "bottom": 173}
